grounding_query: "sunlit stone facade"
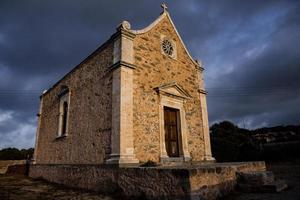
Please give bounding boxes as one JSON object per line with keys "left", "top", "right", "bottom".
{"left": 33, "top": 9, "right": 214, "bottom": 165}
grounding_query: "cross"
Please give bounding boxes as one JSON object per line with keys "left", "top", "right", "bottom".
{"left": 161, "top": 3, "right": 168, "bottom": 12}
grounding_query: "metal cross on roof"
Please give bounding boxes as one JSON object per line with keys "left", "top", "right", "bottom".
{"left": 161, "top": 3, "right": 168, "bottom": 12}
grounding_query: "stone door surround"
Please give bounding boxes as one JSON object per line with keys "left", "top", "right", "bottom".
{"left": 155, "top": 82, "right": 191, "bottom": 163}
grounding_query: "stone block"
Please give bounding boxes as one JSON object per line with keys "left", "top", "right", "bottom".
{"left": 237, "top": 170, "right": 288, "bottom": 193}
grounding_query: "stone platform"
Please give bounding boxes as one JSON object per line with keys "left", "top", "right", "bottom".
{"left": 29, "top": 161, "right": 266, "bottom": 200}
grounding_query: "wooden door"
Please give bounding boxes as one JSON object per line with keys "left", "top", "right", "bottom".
{"left": 164, "top": 107, "right": 179, "bottom": 157}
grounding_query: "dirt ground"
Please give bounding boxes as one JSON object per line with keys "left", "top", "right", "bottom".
{"left": 0, "top": 162, "right": 299, "bottom": 200}
{"left": 0, "top": 175, "right": 113, "bottom": 200}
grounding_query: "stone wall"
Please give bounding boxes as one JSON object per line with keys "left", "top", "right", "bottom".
{"left": 0, "top": 160, "right": 25, "bottom": 174}
{"left": 29, "top": 161, "right": 266, "bottom": 200}
{"left": 132, "top": 16, "right": 206, "bottom": 162}
{"left": 189, "top": 162, "right": 266, "bottom": 199}
{"left": 35, "top": 41, "right": 114, "bottom": 164}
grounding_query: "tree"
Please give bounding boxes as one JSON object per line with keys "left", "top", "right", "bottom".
{"left": 0, "top": 148, "right": 34, "bottom": 160}
{"left": 210, "top": 121, "right": 259, "bottom": 162}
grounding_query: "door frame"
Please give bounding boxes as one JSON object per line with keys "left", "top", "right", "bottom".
{"left": 159, "top": 95, "right": 191, "bottom": 162}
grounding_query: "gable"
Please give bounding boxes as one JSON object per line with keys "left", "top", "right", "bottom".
{"left": 130, "top": 11, "right": 201, "bottom": 68}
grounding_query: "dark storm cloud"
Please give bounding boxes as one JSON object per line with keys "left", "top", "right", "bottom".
{"left": 204, "top": 1, "right": 300, "bottom": 128}
{"left": 0, "top": 0, "right": 164, "bottom": 148}
{"left": 0, "top": 0, "right": 299, "bottom": 148}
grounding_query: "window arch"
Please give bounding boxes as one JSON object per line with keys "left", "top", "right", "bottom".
{"left": 57, "top": 86, "right": 70, "bottom": 137}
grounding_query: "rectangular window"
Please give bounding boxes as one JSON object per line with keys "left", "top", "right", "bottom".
{"left": 61, "top": 101, "right": 68, "bottom": 135}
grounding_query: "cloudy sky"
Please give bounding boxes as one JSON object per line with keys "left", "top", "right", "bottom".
{"left": 0, "top": 0, "right": 299, "bottom": 149}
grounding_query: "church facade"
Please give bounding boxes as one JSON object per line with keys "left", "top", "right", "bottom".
{"left": 33, "top": 7, "right": 214, "bottom": 165}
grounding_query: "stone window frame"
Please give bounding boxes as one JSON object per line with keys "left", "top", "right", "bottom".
{"left": 160, "top": 35, "right": 177, "bottom": 59}
{"left": 158, "top": 94, "right": 191, "bottom": 163}
{"left": 57, "top": 86, "right": 70, "bottom": 138}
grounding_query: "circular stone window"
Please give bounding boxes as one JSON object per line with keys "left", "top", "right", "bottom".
{"left": 162, "top": 39, "right": 174, "bottom": 56}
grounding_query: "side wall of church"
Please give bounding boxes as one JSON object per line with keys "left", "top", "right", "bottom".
{"left": 35, "top": 42, "right": 114, "bottom": 164}
{"left": 132, "top": 17, "right": 206, "bottom": 162}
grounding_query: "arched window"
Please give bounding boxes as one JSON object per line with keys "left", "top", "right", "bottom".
{"left": 57, "top": 86, "right": 70, "bottom": 137}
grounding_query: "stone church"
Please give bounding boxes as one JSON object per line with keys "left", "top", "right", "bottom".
{"left": 33, "top": 4, "right": 214, "bottom": 165}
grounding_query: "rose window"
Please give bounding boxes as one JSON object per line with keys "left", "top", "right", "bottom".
{"left": 162, "top": 40, "right": 174, "bottom": 56}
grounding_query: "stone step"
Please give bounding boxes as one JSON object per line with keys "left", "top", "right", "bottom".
{"left": 262, "top": 180, "right": 288, "bottom": 192}
{"left": 236, "top": 171, "right": 288, "bottom": 193}
{"left": 237, "top": 171, "right": 275, "bottom": 185}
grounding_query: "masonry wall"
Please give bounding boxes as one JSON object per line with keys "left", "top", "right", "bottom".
{"left": 35, "top": 42, "right": 114, "bottom": 164}
{"left": 132, "top": 17, "right": 206, "bottom": 162}
{"left": 0, "top": 160, "right": 25, "bottom": 174}
{"left": 29, "top": 162, "right": 266, "bottom": 200}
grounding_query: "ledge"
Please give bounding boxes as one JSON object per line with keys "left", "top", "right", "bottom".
{"left": 109, "top": 61, "right": 136, "bottom": 71}
{"left": 111, "top": 28, "right": 136, "bottom": 41}
{"left": 55, "top": 134, "right": 67, "bottom": 140}
{"left": 198, "top": 89, "right": 207, "bottom": 95}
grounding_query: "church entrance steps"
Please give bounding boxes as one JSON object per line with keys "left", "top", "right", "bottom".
{"left": 237, "top": 171, "right": 288, "bottom": 193}
{"left": 30, "top": 161, "right": 266, "bottom": 200}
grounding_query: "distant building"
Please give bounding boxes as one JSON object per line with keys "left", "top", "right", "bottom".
{"left": 253, "top": 131, "right": 298, "bottom": 144}
{"left": 33, "top": 6, "right": 214, "bottom": 165}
